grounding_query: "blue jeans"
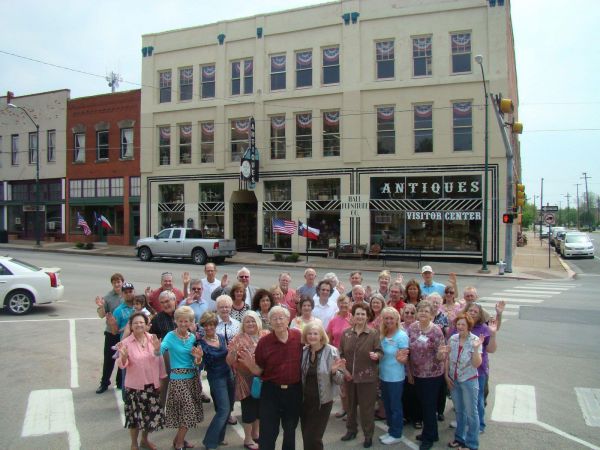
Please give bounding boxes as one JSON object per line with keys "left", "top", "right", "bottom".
{"left": 477, "top": 374, "right": 487, "bottom": 431}
{"left": 203, "top": 372, "right": 234, "bottom": 449}
{"left": 381, "top": 380, "right": 404, "bottom": 438}
{"left": 451, "top": 378, "right": 479, "bottom": 449}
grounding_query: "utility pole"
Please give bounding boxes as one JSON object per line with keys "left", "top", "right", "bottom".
{"left": 582, "top": 172, "right": 592, "bottom": 231}
{"left": 575, "top": 183, "right": 581, "bottom": 230}
{"left": 558, "top": 200, "right": 562, "bottom": 226}
{"left": 540, "top": 178, "right": 544, "bottom": 245}
{"left": 564, "top": 193, "right": 571, "bottom": 228}
{"left": 533, "top": 194, "right": 539, "bottom": 236}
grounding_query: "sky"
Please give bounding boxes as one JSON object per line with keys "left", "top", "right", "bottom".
{"left": 1, "top": 0, "right": 598, "bottom": 208}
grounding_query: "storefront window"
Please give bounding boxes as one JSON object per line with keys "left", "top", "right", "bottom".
{"left": 159, "top": 184, "right": 184, "bottom": 229}
{"left": 264, "top": 180, "right": 291, "bottom": 202}
{"left": 199, "top": 183, "right": 224, "bottom": 238}
{"left": 199, "top": 212, "right": 224, "bottom": 238}
{"left": 444, "top": 218, "right": 481, "bottom": 251}
{"left": 405, "top": 219, "right": 443, "bottom": 250}
{"left": 370, "top": 212, "right": 405, "bottom": 249}
{"left": 199, "top": 183, "right": 224, "bottom": 202}
{"left": 307, "top": 179, "right": 340, "bottom": 200}
{"left": 308, "top": 211, "right": 340, "bottom": 250}
{"left": 263, "top": 212, "right": 292, "bottom": 249}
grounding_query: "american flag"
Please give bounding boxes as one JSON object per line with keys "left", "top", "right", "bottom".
{"left": 77, "top": 212, "right": 92, "bottom": 236}
{"left": 272, "top": 218, "right": 296, "bottom": 235}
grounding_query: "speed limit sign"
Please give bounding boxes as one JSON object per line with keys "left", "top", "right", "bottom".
{"left": 544, "top": 213, "right": 556, "bottom": 225}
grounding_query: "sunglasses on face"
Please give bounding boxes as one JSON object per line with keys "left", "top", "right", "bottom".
{"left": 238, "top": 275, "right": 250, "bottom": 279}
{"left": 191, "top": 288, "right": 202, "bottom": 292}
{"left": 404, "top": 312, "right": 415, "bottom": 315}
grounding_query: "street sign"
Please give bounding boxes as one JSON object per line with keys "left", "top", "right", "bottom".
{"left": 542, "top": 205, "right": 559, "bottom": 212}
{"left": 544, "top": 213, "right": 556, "bottom": 225}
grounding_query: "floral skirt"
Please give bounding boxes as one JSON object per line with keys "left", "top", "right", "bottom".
{"left": 124, "top": 385, "right": 165, "bottom": 432}
{"left": 164, "top": 372, "right": 204, "bottom": 428}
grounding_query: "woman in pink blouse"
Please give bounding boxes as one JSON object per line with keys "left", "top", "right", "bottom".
{"left": 407, "top": 300, "right": 447, "bottom": 450}
{"left": 116, "top": 312, "right": 166, "bottom": 450}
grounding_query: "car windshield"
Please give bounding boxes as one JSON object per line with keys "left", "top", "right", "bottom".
{"left": 8, "top": 258, "right": 41, "bottom": 271}
{"left": 566, "top": 235, "right": 589, "bottom": 244}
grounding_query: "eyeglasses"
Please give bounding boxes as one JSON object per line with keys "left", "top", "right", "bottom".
{"left": 238, "top": 275, "right": 250, "bottom": 279}
{"left": 191, "top": 288, "right": 202, "bottom": 292}
{"left": 404, "top": 312, "right": 415, "bottom": 315}
{"left": 445, "top": 291, "right": 455, "bottom": 295}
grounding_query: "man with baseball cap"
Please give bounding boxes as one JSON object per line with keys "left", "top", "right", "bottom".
{"left": 419, "top": 266, "right": 457, "bottom": 298}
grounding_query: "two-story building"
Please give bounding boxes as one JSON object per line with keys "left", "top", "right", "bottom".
{"left": 66, "top": 90, "right": 141, "bottom": 245}
{"left": 0, "top": 90, "right": 70, "bottom": 241}
{"left": 140, "top": 0, "right": 520, "bottom": 261}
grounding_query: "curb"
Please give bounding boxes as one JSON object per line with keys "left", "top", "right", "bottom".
{"left": 556, "top": 254, "right": 578, "bottom": 280}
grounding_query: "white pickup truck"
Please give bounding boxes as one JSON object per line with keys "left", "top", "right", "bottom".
{"left": 136, "top": 228, "right": 236, "bottom": 264}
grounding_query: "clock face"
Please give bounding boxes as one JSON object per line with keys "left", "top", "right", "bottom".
{"left": 241, "top": 160, "right": 252, "bottom": 178}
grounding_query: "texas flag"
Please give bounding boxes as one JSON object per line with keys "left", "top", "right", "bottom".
{"left": 98, "top": 214, "right": 112, "bottom": 230}
{"left": 298, "top": 221, "right": 320, "bottom": 240}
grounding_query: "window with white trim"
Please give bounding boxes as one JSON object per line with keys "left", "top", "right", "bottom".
{"left": 179, "top": 124, "right": 192, "bottom": 164}
{"left": 451, "top": 33, "right": 471, "bottom": 73}
{"left": 130, "top": 176, "right": 141, "bottom": 197}
{"left": 376, "top": 40, "right": 395, "bottom": 79}
{"left": 453, "top": 101, "right": 472, "bottom": 151}
{"left": 376, "top": 106, "right": 395, "bottom": 155}
{"left": 159, "top": 70, "right": 172, "bottom": 103}
{"left": 200, "top": 122, "right": 214, "bottom": 163}
{"left": 69, "top": 180, "right": 82, "bottom": 198}
{"left": 270, "top": 54, "right": 286, "bottom": 91}
{"left": 230, "top": 118, "right": 250, "bottom": 162}
{"left": 413, "top": 36, "right": 432, "bottom": 77}
{"left": 179, "top": 67, "right": 193, "bottom": 101}
{"left": 201, "top": 65, "right": 215, "bottom": 98}
{"left": 295, "top": 51, "right": 312, "bottom": 88}
{"left": 414, "top": 104, "right": 433, "bottom": 153}
{"left": 322, "top": 47, "right": 340, "bottom": 84}
{"left": 73, "top": 133, "right": 85, "bottom": 163}
{"left": 295, "top": 113, "right": 312, "bottom": 158}
{"left": 120, "top": 128, "right": 133, "bottom": 159}
{"left": 97, "top": 130, "right": 109, "bottom": 160}
{"left": 83, "top": 179, "right": 95, "bottom": 197}
{"left": 322, "top": 111, "right": 340, "bottom": 157}
{"left": 97, "top": 178, "right": 110, "bottom": 197}
{"left": 47, "top": 130, "right": 56, "bottom": 162}
{"left": 11, "top": 135, "right": 18, "bottom": 165}
{"left": 111, "top": 178, "right": 124, "bottom": 196}
{"left": 158, "top": 126, "right": 170, "bottom": 165}
{"left": 28, "top": 132, "right": 38, "bottom": 164}
{"left": 231, "top": 59, "right": 253, "bottom": 95}
{"left": 270, "top": 115, "right": 286, "bottom": 160}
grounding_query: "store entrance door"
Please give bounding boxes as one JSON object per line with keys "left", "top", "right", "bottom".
{"left": 231, "top": 190, "right": 257, "bottom": 251}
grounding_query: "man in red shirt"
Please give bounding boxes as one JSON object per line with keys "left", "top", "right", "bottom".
{"left": 146, "top": 271, "right": 186, "bottom": 312}
{"left": 239, "top": 305, "right": 303, "bottom": 450}
{"left": 388, "top": 282, "right": 406, "bottom": 313}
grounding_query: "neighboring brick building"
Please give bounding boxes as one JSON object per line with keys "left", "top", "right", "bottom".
{"left": 66, "top": 90, "right": 141, "bottom": 245}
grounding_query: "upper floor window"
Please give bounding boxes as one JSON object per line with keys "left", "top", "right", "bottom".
{"left": 179, "top": 67, "right": 193, "bottom": 101}
{"left": 96, "top": 130, "right": 109, "bottom": 160}
{"left": 201, "top": 65, "right": 216, "bottom": 99}
{"left": 120, "top": 128, "right": 134, "bottom": 159}
{"left": 47, "top": 130, "right": 56, "bottom": 162}
{"left": 296, "top": 51, "right": 312, "bottom": 88}
{"left": 200, "top": 122, "right": 214, "bottom": 163}
{"left": 323, "top": 111, "right": 340, "bottom": 157}
{"left": 376, "top": 41, "right": 395, "bottom": 79}
{"left": 453, "top": 101, "right": 472, "bottom": 151}
{"left": 179, "top": 124, "right": 192, "bottom": 164}
{"left": 270, "top": 115, "right": 286, "bottom": 160}
{"left": 270, "top": 55, "right": 286, "bottom": 91}
{"left": 230, "top": 118, "right": 250, "bottom": 162}
{"left": 413, "top": 37, "right": 432, "bottom": 77}
{"left": 159, "top": 70, "right": 172, "bottom": 103}
{"left": 28, "top": 132, "right": 38, "bottom": 164}
{"left": 231, "top": 59, "right": 253, "bottom": 95}
{"left": 130, "top": 176, "right": 141, "bottom": 197}
{"left": 295, "top": 113, "right": 312, "bottom": 159}
{"left": 414, "top": 104, "right": 433, "bottom": 153}
{"left": 11, "top": 134, "right": 18, "bottom": 165}
{"left": 158, "top": 126, "right": 170, "bottom": 165}
{"left": 73, "top": 133, "right": 85, "bottom": 163}
{"left": 376, "top": 106, "right": 395, "bottom": 155}
{"left": 451, "top": 33, "right": 471, "bottom": 73}
{"left": 322, "top": 47, "right": 340, "bottom": 84}
{"left": 97, "top": 178, "right": 110, "bottom": 196}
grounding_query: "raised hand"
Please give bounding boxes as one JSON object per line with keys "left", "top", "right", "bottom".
{"left": 495, "top": 300, "right": 506, "bottom": 316}
{"left": 365, "top": 285, "right": 373, "bottom": 298}
{"left": 395, "top": 273, "right": 404, "bottom": 285}
{"left": 182, "top": 271, "right": 191, "bottom": 286}
{"left": 221, "top": 273, "right": 229, "bottom": 288}
{"left": 106, "top": 313, "right": 117, "bottom": 333}
{"left": 116, "top": 342, "right": 128, "bottom": 360}
{"left": 144, "top": 286, "right": 152, "bottom": 297}
{"left": 488, "top": 318, "right": 498, "bottom": 334}
{"left": 448, "top": 272, "right": 457, "bottom": 284}
{"left": 337, "top": 282, "right": 346, "bottom": 295}
{"left": 151, "top": 334, "right": 161, "bottom": 353}
{"left": 473, "top": 335, "right": 483, "bottom": 350}
{"left": 95, "top": 296, "right": 105, "bottom": 307}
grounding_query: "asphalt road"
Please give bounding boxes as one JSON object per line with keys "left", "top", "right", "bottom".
{"left": 0, "top": 250, "right": 599, "bottom": 450}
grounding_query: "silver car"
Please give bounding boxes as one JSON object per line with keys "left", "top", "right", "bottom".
{"left": 560, "top": 232, "right": 595, "bottom": 258}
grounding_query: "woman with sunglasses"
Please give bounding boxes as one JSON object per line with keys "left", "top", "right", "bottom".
{"left": 442, "top": 285, "right": 461, "bottom": 325}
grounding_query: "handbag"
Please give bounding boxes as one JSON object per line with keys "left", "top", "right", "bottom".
{"left": 250, "top": 376, "right": 262, "bottom": 399}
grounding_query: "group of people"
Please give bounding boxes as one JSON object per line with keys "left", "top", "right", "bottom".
{"left": 95, "top": 263, "right": 503, "bottom": 450}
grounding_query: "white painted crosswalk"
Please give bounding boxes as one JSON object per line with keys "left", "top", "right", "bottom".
{"left": 478, "top": 281, "right": 578, "bottom": 318}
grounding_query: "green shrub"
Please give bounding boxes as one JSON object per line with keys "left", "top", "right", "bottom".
{"left": 75, "top": 242, "right": 85, "bottom": 249}
{"left": 273, "top": 252, "right": 283, "bottom": 262}
{"left": 85, "top": 242, "right": 95, "bottom": 250}
{"left": 285, "top": 253, "right": 299, "bottom": 263}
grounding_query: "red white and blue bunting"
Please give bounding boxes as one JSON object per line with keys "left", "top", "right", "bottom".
{"left": 159, "top": 127, "right": 171, "bottom": 139}
{"left": 451, "top": 33, "right": 471, "bottom": 53}
{"left": 296, "top": 51, "right": 312, "bottom": 68}
{"left": 232, "top": 61, "right": 240, "bottom": 78}
{"left": 323, "top": 111, "right": 340, "bottom": 126}
{"left": 233, "top": 118, "right": 250, "bottom": 133}
{"left": 413, "top": 37, "right": 432, "bottom": 55}
{"left": 296, "top": 113, "right": 312, "bottom": 128}
{"left": 159, "top": 71, "right": 172, "bottom": 86}
{"left": 271, "top": 116, "right": 286, "bottom": 130}
{"left": 377, "top": 106, "right": 395, "bottom": 120}
{"left": 180, "top": 68, "right": 193, "bottom": 81}
{"left": 323, "top": 47, "right": 339, "bottom": 64}
{"left": 453, "top": 102, "right": 472, "bottom": 117}
{"left": 271, "top": 55, "right": 286, "bottom": 71}
{"left": 376, "top": 41, "right": 394, "bottom": 59}
{"left": 202, "top": 65, "right": 216, "bottom": 81}
{"left": 414, "top": 104, "right": 433, "bottom": 118}
{"left": 244, "top": 60, "right": 253, "bottom": 76}
{"left": 201, "top": 122, "right": 214, "bottom": 137}
{"left": 180, "top": 125, "right": 192, "bottom": 137}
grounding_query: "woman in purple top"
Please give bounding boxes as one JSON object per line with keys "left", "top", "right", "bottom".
{"left": 407, "top": 300, "right": 448, "bottom": 450}
{"left": 464, "top": 303, "right": 497, "bottom": 434}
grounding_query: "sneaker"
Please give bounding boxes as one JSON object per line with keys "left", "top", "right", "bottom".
{"left": 381, "top": 435, "right": 403, "bottom": 445}
{"left": 378, "top": 433, "right": 390, "bottom": 442}
{"left": 449, "top": 420, "right": 457, "bottom": 429}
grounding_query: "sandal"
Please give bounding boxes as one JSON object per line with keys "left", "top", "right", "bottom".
{"left": 335, "top": 410, "right": 347, "bottom": 418}
{"left": 448, "top": 441, "right": 464, "bottom": 448}
{"left": 243, "top": 443, "right": 259, "bottom": 450}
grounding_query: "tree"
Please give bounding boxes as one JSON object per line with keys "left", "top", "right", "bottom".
{"left": 521, "top": 202, "right": 535, "bottom": 229}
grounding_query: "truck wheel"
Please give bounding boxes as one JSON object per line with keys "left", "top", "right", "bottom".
{"left": 192, "top": 249, "right": 207, "bottom": 265}
{"left": 138, "top": 246, "right": 153, "bottom": 262}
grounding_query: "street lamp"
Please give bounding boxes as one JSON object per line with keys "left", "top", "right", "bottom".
{"left": 475, "top": 54, "right": 490, "bottom": 273}
{"left": 8, "top": 103, "right": 41, "bottom": 246}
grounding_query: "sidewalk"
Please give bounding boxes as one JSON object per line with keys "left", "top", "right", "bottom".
{"left": 0, "top": 231, "right": 571, "bottom": 280}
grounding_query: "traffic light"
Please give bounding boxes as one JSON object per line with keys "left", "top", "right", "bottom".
{"left": 502, "top": 213, "right": 514, "bottom": 224}
{"left": 516, "top": 184, "right": 525, "bottom": 207}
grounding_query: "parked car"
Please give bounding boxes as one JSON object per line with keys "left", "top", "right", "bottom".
{"left": 539, "top": 225, "right": 551, "bottom": 239}
{"left": 560, "top": 232, "right": 595, "bottom": 258}
{"left": 0, "top": 256, "right": 65, "bottom": 315}
{"left": 554, "top": 230, "right": 568, "bottom": 253}
{"left": 550, "top": 227, "right": 566, "bottom": 247}
{"left": 136, "top": 228, "right": 236, "bottom": 264}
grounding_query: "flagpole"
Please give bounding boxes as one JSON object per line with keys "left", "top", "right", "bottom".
{"left": 305, "top": 219, "right": 309, "bottom": 263}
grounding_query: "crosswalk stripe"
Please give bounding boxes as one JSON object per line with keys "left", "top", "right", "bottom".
{"left": 575, "top": 388, "right": 600, "bottom": 427}
{"left": 478, "top": 301, "right": 520, "bottom": 309}
{"left": 492, "top": 291, "right": 552, "bottom": 297}
{"left": 508, "top": 287, "right": 565, "bottom": 293}
{"left": 498, "top": 310, "right": 518, "bottom": 316}
{"left": 526, "top": 285, "right": 573, "bottom": 290}
{"left": 480, "top": 297, "right": 543, "bottom": 304}
{"left": 492, "top": 384, "right": 537, "bottom": 423}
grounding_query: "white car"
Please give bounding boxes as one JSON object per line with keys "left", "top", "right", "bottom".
{"left": 0, "top": 256, "right": 65, "bottom": 315}
{"left": 560, "top": 232, "right": 595, "bottom": 259}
